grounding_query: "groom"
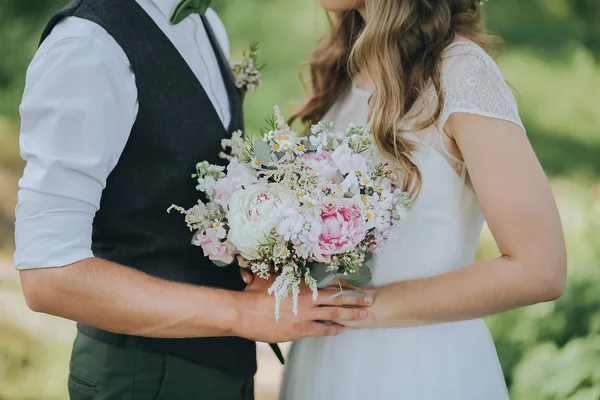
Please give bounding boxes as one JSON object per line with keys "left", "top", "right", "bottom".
{"left": 15, "top": 0, "right": 372, "bottom": 398}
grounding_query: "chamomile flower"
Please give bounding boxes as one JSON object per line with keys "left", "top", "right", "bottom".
{"left": 359, "top": 174, "right": 373, "bottom": 187}
{"left": 274, "top": 244, "right": 291, "bottom": 259}
{"left": 249, "top": 158, "right": 262, "bottom": 169}
{"left": 279, "top": 140, "right": 293, "bottom": 151}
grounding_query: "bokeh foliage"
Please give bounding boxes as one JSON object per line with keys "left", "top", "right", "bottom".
{"left": 0, "top": 0, "right": 599, "bottom": 399}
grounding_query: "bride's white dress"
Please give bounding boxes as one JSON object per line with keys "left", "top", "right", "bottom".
{"left": 280, "top": 42, "right": 525, "bottom": 399}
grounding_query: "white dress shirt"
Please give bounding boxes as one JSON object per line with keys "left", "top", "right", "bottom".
{"left": 15, "top": 0, "right": 230, "bottom": 270}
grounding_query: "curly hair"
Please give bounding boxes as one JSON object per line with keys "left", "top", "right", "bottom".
{"left": 291, "top": 0, "right": 497, "bottom": 196}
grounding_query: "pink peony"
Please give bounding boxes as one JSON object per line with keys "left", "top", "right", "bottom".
{"left": 318, "top": 201, "right": 366, "bottom": 256}
{"left": 302, "top": 151, "right": 338, "bottom": 183}
{"left": 194, "top": 228, "right": 235, "bottom": 264}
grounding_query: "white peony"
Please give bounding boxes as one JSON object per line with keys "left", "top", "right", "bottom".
{"left": 331, "top": 143, "right": 368, "bottom": 175}
{"left": 227, "top": 184, "right": 296, "bottom": 259}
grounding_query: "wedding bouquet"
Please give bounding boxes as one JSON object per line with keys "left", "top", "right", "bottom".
{"left": 169, "top": 107, "right": 411, "bottom": 320}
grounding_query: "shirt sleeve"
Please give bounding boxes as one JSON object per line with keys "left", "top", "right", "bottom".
{"left": 205, "top": 8, "right": 230, "bottom": 59}
{"left": 439, "top": 51, "right": 525, "bottom": 133}
{"left": 14, "top": 18, "right": 138, "bottom": 270}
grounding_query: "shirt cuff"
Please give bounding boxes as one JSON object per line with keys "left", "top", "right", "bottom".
{"left": 14, "top": 194, "right": 96, "bottom": 270}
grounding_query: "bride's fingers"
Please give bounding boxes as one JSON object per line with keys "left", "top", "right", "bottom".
{"left": 312, "top": 305, "right": 368, "bottom": 322}
{"left": 316, "top": 289, "right": 374, "bottom": 306}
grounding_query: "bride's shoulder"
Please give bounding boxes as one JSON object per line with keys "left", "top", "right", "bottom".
{"left": 436, "top": 40, "right": 525, "bottom": 133}
{"left": 439, "top": 40, "right": 510, "bottom": 92}
{"left": 441, "top": 40, "right": 499, "bottom": 77}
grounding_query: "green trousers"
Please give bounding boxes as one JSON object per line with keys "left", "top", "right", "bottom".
{"left": 68, "top": 332, "right": 254, "bottom": 400}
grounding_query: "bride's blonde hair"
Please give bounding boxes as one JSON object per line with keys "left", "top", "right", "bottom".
{"left": 290, "top": 0, "right": 497, "bottom": 196}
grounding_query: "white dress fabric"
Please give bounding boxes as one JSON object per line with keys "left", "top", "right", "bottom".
{"left": 280, "top": 42, "right": 525, "bottom": 400}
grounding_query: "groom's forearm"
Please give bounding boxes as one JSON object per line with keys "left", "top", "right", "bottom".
{"left": 19, "top": 257, "right": 239, "bottom": 338}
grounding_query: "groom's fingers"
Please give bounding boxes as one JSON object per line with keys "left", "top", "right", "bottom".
{"left": 239, "top": 267, "right": 255, "bottom": 285}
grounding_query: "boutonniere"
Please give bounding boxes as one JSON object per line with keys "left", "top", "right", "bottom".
{"left": 230, "top": 42, "right": 265, "bottom": 93}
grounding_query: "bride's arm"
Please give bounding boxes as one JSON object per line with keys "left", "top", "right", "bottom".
{"left": 340, "top": 113, "right": 567, "bottom": 329}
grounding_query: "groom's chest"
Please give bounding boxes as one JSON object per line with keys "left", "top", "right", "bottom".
{"left": 137, "top": 0, "right": 232, "bottom": 128}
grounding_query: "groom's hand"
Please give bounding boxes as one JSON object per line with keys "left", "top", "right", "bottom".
{"left": 233, "top": 275, "right": 373, "bottom": 343}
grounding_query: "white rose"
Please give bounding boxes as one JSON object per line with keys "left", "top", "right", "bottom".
{"left": 227, "top": 184, "right": 296, "bottom": 259}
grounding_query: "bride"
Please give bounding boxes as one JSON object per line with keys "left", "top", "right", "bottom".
{"left": 279, "top": 0, "right": 567, "bottom": 398}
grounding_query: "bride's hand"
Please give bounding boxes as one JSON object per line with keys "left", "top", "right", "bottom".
{"left": 336, "top": 315, "right": 378, "bottom": 329}
{"left": 319, "top": 280, "right": 379, "bottom": 329}
{"left": 237, "top": 258, "right": 378, "bottom": 328}
{"left": 330, "top": 287, "right": 379, "bottom": 329}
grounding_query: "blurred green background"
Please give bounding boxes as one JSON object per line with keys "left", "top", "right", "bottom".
{"left": 1, "top": 1, "right": 599, "bottom": 399}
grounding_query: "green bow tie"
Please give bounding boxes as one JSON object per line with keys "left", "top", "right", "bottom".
{"left": 170, "top": 0, "right": 212, "bottom": 25}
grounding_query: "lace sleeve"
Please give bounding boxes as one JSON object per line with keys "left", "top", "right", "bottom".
{"left": 439, "top": 51, "right": 525, "bottom": 133}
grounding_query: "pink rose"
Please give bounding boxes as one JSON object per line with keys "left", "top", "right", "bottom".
{"left": 302, "top": 151, "right": 338, "bottom": 183}
{"left": 318, "top": 201, "right": 366, "bottom": 256}
{"left": 194, "top": 228, "right": 235, "bottom": 264}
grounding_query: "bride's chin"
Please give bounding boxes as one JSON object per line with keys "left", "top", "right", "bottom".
{"left": 319, "top": 0, "right": 365, "bottom": 12}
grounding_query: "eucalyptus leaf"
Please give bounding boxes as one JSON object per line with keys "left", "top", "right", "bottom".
{"left": 363, "top": 252, "right": 374, "bottom": 264}
{"left": 343, "top": 266, "right": 372, "bottom": 288}
{"left": 310, "top": 263, "right": 338, "bottom": 288}
{"left": 309, "top": 262, "right": 329, "bottom": 279}
{"left": 316, "top": 274, "right": 338, "bottom": 289}
{"left": 254, "top": 139, "right": 272, "bottom": 165}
